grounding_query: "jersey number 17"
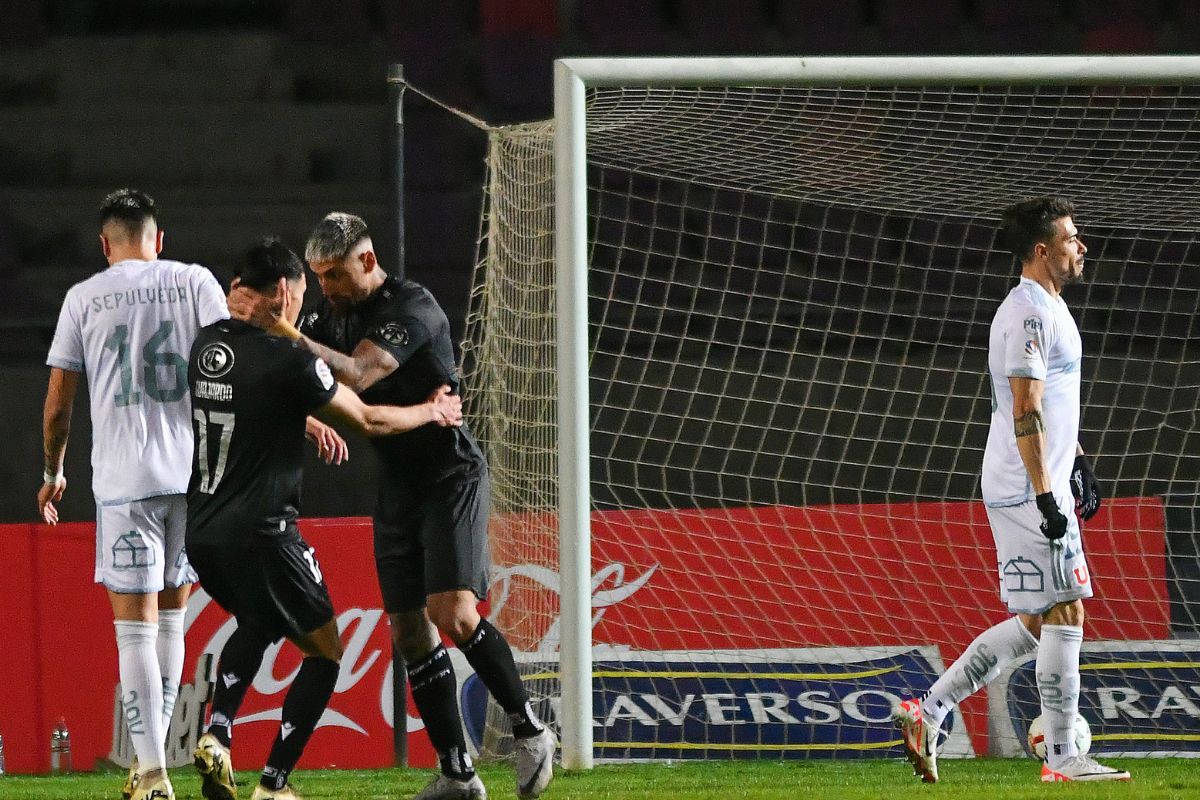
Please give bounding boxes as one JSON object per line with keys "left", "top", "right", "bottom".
{"left": 193, "top": 410, "right": 235, "bottom": 494}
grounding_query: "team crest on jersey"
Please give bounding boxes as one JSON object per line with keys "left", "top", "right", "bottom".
{"left": 376, "top": 322, "right": 408, "bottom": 347}
{"left": 314, "top": 358, "right": 335, "bottom": 390}
{"left": 1023, "top": 316, "right": 1043, "bottom": 335}
{"left": 1024, "top": 339, "right": 1039, "bottom": 356}
{"left": 198, "top": 342, "right": 235, "bottom": 378}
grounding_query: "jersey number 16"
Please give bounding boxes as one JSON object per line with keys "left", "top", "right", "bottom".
{"left": 103, "top": 321, "right": 187, "bottom": 406}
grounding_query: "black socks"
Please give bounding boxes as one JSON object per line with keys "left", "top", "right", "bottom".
{"left": 260, "top": 656, "right": 340, "bottom": 791}
{"left": 461, "top": 619, "right": 544, "bottom": 739}
{"left": 409, "top": 644, "right": 475, "bottom": 780}
{"left": 207, "top": 624, "right": 271, "bottom": 748}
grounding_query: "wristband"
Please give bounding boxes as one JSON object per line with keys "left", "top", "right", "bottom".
{"left": 43, "top": 468, "right": 63, "bottom": 485}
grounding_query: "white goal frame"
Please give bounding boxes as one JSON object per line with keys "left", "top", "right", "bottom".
{"left": 551, "top": 54, "right": 1200, "bottom": 770}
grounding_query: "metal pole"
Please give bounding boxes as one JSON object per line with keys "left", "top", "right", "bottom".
{"left": 556, "top": 54, "right": 1200, "bottom": 87}
{"left": 553, "top": 59, "right": 594, "bottom": 771}
{"left": 389, "top": 62, "right": 407, "bottom": 281}
{"left": 386, "top": 62, "right": 408, "bottom": 767}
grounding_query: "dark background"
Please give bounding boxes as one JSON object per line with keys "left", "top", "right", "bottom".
{"left": 0, "top": 0, "right": 1196, "bottom": 526}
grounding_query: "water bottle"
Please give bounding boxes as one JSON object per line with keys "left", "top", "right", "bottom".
{"left": 49, "top": 718, "right": 71, "bottom": 774}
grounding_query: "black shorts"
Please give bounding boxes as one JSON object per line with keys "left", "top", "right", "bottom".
{"left": 188, "top": 534, "right": 335, "bottom": 641}
{"left": 373, "top": 470, "right": 490, "bottom": 613}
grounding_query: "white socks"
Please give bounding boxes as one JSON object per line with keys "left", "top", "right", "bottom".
{"left": 114, "top": 620, "right": 166, "bottom": 772}
{"left": 923, "top": 616, "right": 1038, "bottom": 732}
{"left": 157, "top": 609, "right": 186, "bottom": 734}
{"left": 1037, "top": 624, "right": 1084, "bottom": 768}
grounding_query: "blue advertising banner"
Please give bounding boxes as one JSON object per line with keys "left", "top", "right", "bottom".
{"left": 457, "top": 647, "right": 976, "bottom": 761}
{"left": 990, "top": 640, "right": 1200, "bottom": 757}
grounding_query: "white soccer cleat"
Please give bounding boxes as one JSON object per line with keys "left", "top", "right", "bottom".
{"left": 893, "top": 698, "right": 938, "bottom": 783}
{"left": 130, "top": 768, "right": 175, "bottom": 800}
{"left": 251, "top": 784, "right": 303, "bottom": 800}
{"left": 193, "top": 732, "right": 238, "bottom": 800}
{"left": 1041, "top": 754, "right": 1131, "bottom": 782}
{"left": 121, "top": 756, "right": 140, "bottom": 800}
{"left": 411, "top": 772, "right": 488, "bottom": 800}
{"left": 515, "top": 727, "right": 557, "bottom": 799}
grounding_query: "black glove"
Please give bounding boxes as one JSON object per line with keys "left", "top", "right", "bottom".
{"left": 1071, "top": 454, "right": 1103, "bottom": 521}
{"left": 1036, "top": 492, "right": 1069, "bottom": 541}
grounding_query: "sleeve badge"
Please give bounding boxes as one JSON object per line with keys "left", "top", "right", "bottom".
{"left": 376, "top": 322, "right": 409, "bottom": 347}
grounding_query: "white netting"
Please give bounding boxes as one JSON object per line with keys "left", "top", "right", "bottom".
{"left": 463, "top": 82, "right": 1200, "bottom": 762}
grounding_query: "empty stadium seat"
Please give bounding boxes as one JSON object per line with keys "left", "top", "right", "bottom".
{"left": 481, "top": 0, "right": 559, "bottom": 38}
{"left": 675, "top": 0, "right": 771, "bottom": 53}
{"left": 575, "top": 0, "right": 670, "bottom": 53}
{"left": 876, "top": 0, "right": 966, "bottom": 53}
{"left": 480, "top": 33, "right": 556, "bottom": 119}
{"left": 778, "top": 0, "right": 863, "bottom": 54}
{"left": 976, "top": 0, "right": 1072, "bottom": 53}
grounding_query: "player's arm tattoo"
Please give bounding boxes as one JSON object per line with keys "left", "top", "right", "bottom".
{"left": 273, "top": 317, "right": 400, "bottom": 392}
{"left": 296, "top": 335, "right": 398, "bottom": 393}
{"left": 1013, "top": 410, "right": 1046, "bottom": 438}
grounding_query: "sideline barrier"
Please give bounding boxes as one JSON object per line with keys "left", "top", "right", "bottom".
{"left": 0, "top": 499, "right": 1168, "bottom": 773}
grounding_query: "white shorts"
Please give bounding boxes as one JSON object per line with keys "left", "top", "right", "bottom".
{"left": 95, "top": 494, "right": 196, "bottom": 593}
{"left": 986, "top": 498, "right": 1093, "bottom": 615}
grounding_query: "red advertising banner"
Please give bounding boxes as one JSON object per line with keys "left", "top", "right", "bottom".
{"left": 183, "top": 517, "right": 438, "bottom": 771}
{"left": 0, "top": 497, "right": 1168, "bottom": 773}
{"left": 490, "top": 497, "right": 1169, "bottom": 756}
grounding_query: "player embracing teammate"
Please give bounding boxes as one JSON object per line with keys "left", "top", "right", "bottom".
{"left": 230, "top": 213, "right": 556, "bottom": 800}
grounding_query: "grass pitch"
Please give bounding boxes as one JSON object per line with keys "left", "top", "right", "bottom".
{"left": 0, "top": 758, "right": 1195, "bottom": 800}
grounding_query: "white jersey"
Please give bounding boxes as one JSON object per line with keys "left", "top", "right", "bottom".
{"left": 982, "top": 277, "right": 1082, "bottom": 507}
{"left": 47, "top": 259, "right": 228, "bottom": 504}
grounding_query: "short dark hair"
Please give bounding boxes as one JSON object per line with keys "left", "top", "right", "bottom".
{"left": 99, "top": 188, "right": 156, "bottom": 238}
{"left": 305, "top": 212, "right": 370, "bottom": 264}
{"left": 235, "top": 237, "right": 305, "bottom": 291}
{"left": 999, "top": 196, "right": 1075, "bottom": 262}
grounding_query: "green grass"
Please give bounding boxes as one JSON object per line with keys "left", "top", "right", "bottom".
{"left": 0, "top": 758, "right": 1196, "bottom": 800}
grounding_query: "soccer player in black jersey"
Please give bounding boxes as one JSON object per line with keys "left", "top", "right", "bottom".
{"left": 229, "top": 214, "right": 555, "bottom": 800}
{"left": 188, "top": 238, "right": 464, "bottom": 800}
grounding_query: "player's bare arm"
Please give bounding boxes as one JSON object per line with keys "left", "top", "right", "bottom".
{"left": 38, "top": 367, "right": 80, "bottom": 525}
{"left": 287, "top": 328, "right": 397, "bottom": 393}
{"left": 1009, "top": 375, "right": 1052, "bottom": 494}
{"left": 227, "top": 282, "right": 399, "bottom": 392}
{"left": 316, "top": 383, "right": 462, "bottom": 437}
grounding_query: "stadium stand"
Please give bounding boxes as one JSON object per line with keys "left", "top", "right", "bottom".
{"left": 1, "top": 0, "right": 1199, "bottom": 525}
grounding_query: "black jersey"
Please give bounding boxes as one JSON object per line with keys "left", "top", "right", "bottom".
{"left": 299, "top": 275, "right": 485, "bottom": 487}
{"left": 186, "top": 319, "right": 338, "bottom": 546}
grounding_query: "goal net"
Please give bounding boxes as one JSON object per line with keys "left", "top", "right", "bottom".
{"left": 461, "top": 59, "right": 1200, "bottom": 765}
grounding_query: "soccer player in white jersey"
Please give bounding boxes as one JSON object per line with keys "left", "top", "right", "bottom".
{"left": 893, "top": 197, "right": 1128, "bottom": 783}
{"left": 38, "top": 189, "right": 229, "bottom": 800}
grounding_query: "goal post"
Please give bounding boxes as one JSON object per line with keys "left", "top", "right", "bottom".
{"left": 553, "top": 60, "right": 594, "bottom": 770}
{"left": 464, "top": 56, "right": 1200, "bottom": 772}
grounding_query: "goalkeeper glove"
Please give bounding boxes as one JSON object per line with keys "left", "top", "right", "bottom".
{"left": 1036, "top": 492, "right": 1069, "bottom": 541}
{"left": 1071, "top": 454, "right": 1102, "bottom": 521}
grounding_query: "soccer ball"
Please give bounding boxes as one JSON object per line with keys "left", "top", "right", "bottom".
{"left": 1027, "top": 713, "right": 1092, "bottom": 760}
